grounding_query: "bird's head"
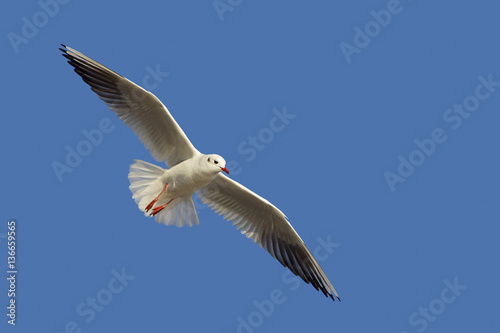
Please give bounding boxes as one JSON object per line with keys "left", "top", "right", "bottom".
{"left": 206, "top": 154, "right": 229, "bottom": 174}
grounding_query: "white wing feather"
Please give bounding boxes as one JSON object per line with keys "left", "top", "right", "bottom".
{"left": 61, "top": 45, "right": 198, "bottom": 167}
{"left": 197, "top": 174, "right": 340, "bottom": 301}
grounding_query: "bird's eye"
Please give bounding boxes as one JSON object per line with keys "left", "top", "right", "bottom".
{"left": 214, "top": 160, "right": 219, "bottom": 165}
{"left": 207, "top": 158, "right": 211, "bottom": 162}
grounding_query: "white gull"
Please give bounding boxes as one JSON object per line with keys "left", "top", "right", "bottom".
{"left": 60, "top": 45, "right": 340, "bottom": 301}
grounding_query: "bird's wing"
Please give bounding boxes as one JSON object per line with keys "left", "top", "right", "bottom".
{"left": 197, "top": 174, "right": 340, "bottom": 301}
{"left": 60, "top": 45, "right": 198, "bottom": 167}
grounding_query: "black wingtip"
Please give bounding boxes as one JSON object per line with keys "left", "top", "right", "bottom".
{"left": 59, "top": 44, "right": 68, "bottom": 55}
{"left": 328, "top": 293, "right": 341, "bottom": 302}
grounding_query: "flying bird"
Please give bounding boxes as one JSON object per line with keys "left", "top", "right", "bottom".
{"left": 60, "top": 45, "right": 340, "bottom": 301}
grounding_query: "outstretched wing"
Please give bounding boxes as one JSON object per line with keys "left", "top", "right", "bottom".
{"left": 60, "top": 45, "right": 198, "bottom": 167}
{"left": 197, "top": 174, "right": 340, "bottom": 301}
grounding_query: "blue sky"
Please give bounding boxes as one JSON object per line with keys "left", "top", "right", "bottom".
{"left": 1, "top": 1, "right": 499, "bottom": 332}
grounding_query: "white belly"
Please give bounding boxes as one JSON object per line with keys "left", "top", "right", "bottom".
{"left": 161, "top": 159, "right": 216, "bottom": 198}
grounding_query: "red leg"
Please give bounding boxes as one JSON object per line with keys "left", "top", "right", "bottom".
{"left": 145, "top": 183, "right": 168, "bottom": 212}
{"left": 151, "top": 198, "right": 175, "bottom": 216}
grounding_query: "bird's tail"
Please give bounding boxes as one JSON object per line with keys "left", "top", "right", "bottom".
{"left": 128, "top": 159, "right": 199, "bottom": 227}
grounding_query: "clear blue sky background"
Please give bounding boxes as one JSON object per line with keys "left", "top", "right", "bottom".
{"left": 1, "top": 1, "right": 499, "bottom": 332}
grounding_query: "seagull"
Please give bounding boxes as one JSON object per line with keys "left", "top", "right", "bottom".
{"left": 60, "top": 45, "right": 340, "bottom": 301}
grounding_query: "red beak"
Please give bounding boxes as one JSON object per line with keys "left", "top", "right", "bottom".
{"left": 220, "top": 167, "right": 229, "bottom": 174}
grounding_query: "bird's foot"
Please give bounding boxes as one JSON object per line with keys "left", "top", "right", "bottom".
{"left": 151, "top": 198, "right": 175, "bottom": 216}
{"left": 145, "top": 183, "right": 168, "bottom": 212}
